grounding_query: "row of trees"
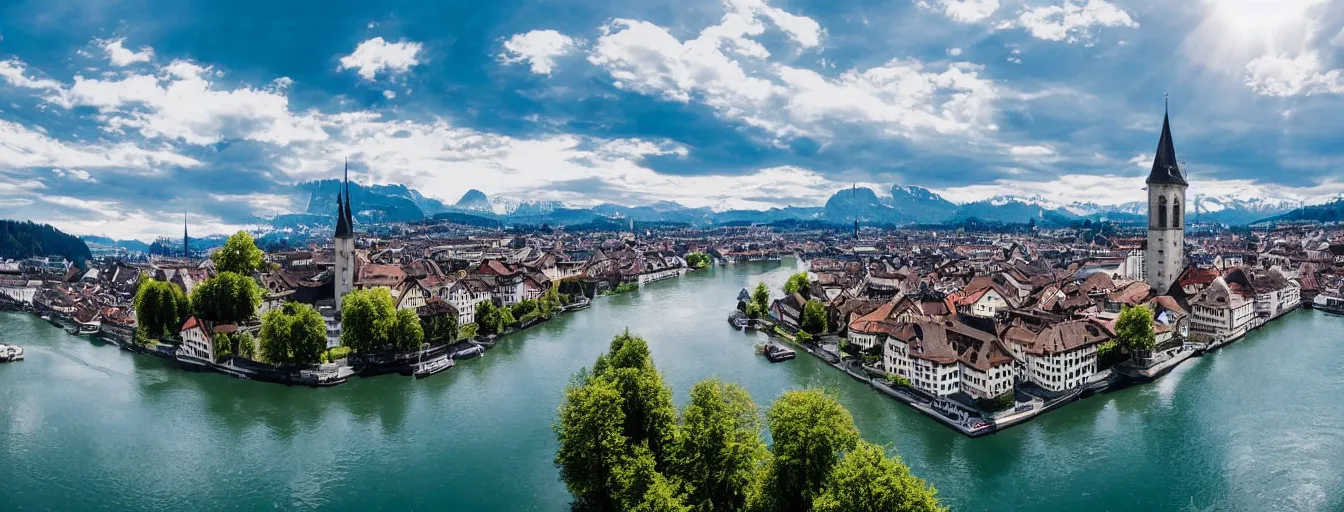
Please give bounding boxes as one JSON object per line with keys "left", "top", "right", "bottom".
{"left": 555, "top": 332, "right": 943, "bottom": 511}
{"left": 476, "top": 284, "right": 567, "bottom": 336}
{"left": 340, "top": 288, "right": 424, "bottom": 354}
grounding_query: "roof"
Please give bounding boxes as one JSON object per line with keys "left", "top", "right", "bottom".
{"left": 1146, "top": 108, "right": 1188, "bottom": 186}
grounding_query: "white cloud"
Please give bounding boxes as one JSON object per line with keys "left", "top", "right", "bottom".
{"left": 916, "top": 0, "right": 1001, "bottom": 24}
{"left": 49, "top": 59, "right": 329, "bottom": 145}
{"left": 0, "top": 118, "right": 201, "bottom": 170}
{"left": 96, "top": 37, "right": 154, "bottom": 67}
{"left": 1244, "top": 52, "right": 1344, "bottom": 97}
{"left": 1001, "top": 0, "right": 1137, "bottom": 43}
{"left": 52, "top": 168, "right": 95, "bottom": 181}
{"left": 0, "top": 58, "right": 63, "bottom": 90}
{"left": 1009, "top": 144, "right": 1055, "bottom": 157}
{"left": 499, "top": 29, "right": 578, "bottom": 75}
{"left": 383, "top": 90, "right": 397, "bottom": 99}
{"left": 947, "top": 47, "right": 963, "bottom": 56}
{"left": 338, "top": 37, "right": 424, "bottom": 81}
{"left": 588, "top": 0, "right": 1000, "bottom": 142}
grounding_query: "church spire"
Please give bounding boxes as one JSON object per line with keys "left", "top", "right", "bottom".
{"left": 1146, "top": 96, "right": 1187, "bottom": 186}
{"left": 334, "top": 159, "right": 353, "bottom": 238}
{"left": 183, "top": 212, "right": 189, "bottom": 259}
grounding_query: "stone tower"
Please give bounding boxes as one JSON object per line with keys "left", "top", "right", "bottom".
{"left": 1144, "top": 101, "right": 1188, "bottom": 295}
{"left": 334, "top": 160, "right": 356, "bottom": 312}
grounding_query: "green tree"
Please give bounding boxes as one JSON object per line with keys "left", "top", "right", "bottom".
{"left": 213, "top": 332, "right": 233, "bottom": 361}
{"left": 749, "top": 389, "right": 859, "bottom": 512}
{"left": 801, "top": 299, "right": 828, "bottom": 335}
{"left": 390, "top": 308, "right": 425, "bottom": 352}
{"left": 211, "top": 231, "right": 265, "bottom": 275}
{"left": 750, "top": 283, "right": 770, "bottom": 319}
{"left": 555, "top": 375, "right": 628, "bottom": 510}
{"left": 189, "top": 271, "right": 262, "bottom": 324}
{"left": 133, "top": 277, "right": 190, "bottom": 339}
{"left": 783, "top": 272, "right": 810, "bottom": 296}
{"left": 340, "top": 288, "right": 396, "bottom": 353}
{"left": 423, "top": 314, "right": 459, "bottom": 345}
{"left": 540, "top": 283, "right": 562, "bottom": 317}
{"left": 812, "top": 441, "right": 944, "bottom": 512}
{"left": 459, "top": 322, "right": 479, "bottom": 340}
{"left": 236, "top": 331, "right": 258, "bottom": 360}
{"left": 614, "top": 443, "right": 690, "bottom": 512}
{"left": 476, "top": 300, "right": 515, "bottom": 336}
{"left": 685, "top": 252, "right": 712, "bottom": 269}
{"left": 670, "top": 378, "right": 766, "bottom": 512}
{"left": 1115, "top": 305, "right": 1156, "bottom": 356}
{"left": 258, "top": 302, "right": 326, "bottom": 365}
{"left": 512, "top": 299, "right": 539, "bottom": 321}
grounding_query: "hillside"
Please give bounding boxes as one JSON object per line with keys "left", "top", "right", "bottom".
{"left": 1, "top": 220, "right": 92, "bottom": 265}
{"left": 1257, "top": 198, "right": 1344, "bottom": 224}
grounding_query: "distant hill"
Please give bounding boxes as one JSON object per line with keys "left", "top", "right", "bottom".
{"left": 299, "top": 179, "right": 442, "bottom": 223}
{"left": 80, "top": 235, "right": 151, "bottom": 253}
{"left": 1256, "top": 198, "right": 1344, "bottom": 224}
{"left": 454, "top": 189, "right": 492, "bottom": 212}
{"left": 1, "top": 220, "right": 92, "bottom": 265}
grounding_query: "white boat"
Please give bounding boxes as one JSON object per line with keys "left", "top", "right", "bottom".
{"left": 1, "top": 344, "right": 26, "bottom": 362}
{"left": 412, "top": 355, "right": 454, "bottom": 378}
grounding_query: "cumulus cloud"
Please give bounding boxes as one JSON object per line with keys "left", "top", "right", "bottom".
{"left": 999, "top": 0, "right": 1137, "bottom": 43}
{"left": 0, "top": 58, "right": 64, "bottom": 90}
{"left": 1244, "top": 52, "right": 1344, "bottom": 97}
{"left": 0, "top": 118, "right": 201, "bottom": 170}
{"left": 916, "top": 0, "right": 1001, "bottom": 24}
{"left": 588, "top": 0, "right": 1001, "bottom": 143}
{"left": 499, "top": 29, "right": 578, "bottom": 75}
{"left": 1009, "top": 144, "right": 1055, "bottom": 157}
{"left": 338, "top": 37, "right": 424, "bottom": 80}
{"left": 96, "top": 37, "right": 154, "bottom": 66}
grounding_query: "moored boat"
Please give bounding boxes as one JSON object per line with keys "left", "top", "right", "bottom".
{"left": 411, "top": 355, "right": 454, "bottom": 378}
{"left": 759, "top": 342, "right": 795, "bottom": 362}
{"left": 0, "top": 344, "right": 23, "bottom": 362}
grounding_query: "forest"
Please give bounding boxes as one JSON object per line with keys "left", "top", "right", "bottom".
{"left": 0, "top": 220, "right": 92, "bottom": 266}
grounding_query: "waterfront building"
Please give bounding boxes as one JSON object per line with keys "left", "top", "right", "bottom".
{"left": 1189, "top": 275, "right": 1255, "bottom": 342}
{"left": 178, "top": 316, "right": 217, "bottom": 362}
{"left": 1002, "top": 318, "right": 1109, "bottom": 393}
{"left": 1144, "top": 103, "right": 1189, "bottom": 295}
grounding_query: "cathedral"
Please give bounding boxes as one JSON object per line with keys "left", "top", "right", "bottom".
{"left": 333, "top": 163, "right": 356, "bottom": 312}
{"left": 1144, "top": 103, "right": 1188, "bottom": 294}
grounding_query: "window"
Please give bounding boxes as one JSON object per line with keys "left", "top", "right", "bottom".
{"left": 1172, "top": 200, "right": 1181, "bottom": 226}
{"left": 1157, "top": 196, "right": 1168, "bottom": 228}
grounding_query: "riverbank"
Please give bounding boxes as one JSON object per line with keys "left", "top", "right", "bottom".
{"left": 4, "top": 262, "right": 1341, "bottom": 511}
{"left": 754, "top": 305, "right": 1333, "bottom": 438}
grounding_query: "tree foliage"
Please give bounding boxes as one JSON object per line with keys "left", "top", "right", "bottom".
{"left": 210, "top": 231, "right": 265, "bottom": 275}
{"left": 670, "top": 378, "right": 766, "bottom": 512}
{"left": 476, "top": 300, "right": 515, "bottom": 336}
{"left": 783, "top": 272, "right": 810, "bottom": 296}
{"left": 749, "top": 283, "right": 770, "bottom": 319}
{"left": 423, "top": 314, "right": 459, "bottom": 345}
{"left": 133, "top": 277, "right": 190, "bottom": 339}
{"left": 812, "top": 441, "right": 945, "bottom": 512}
{"left": 189, "top": 271, "right": 262, "bottom": 324}
{"left": 685, "top": 252, "right": 712, "bottom": 269}
{"left": 236, "top": 331, "right": 258, "bottom": 360}
{"left": 555, "top": 333, "right": 941, "bottom": 512}
{"left": 0, "top": 220, "right": 91, "bottom": 267}
{"left": 258, "top": 302, "right": 326, "bottom": 365}
{"left": 1115, "top": 305, "right": 1156, "bottom": 355}
{"left": 340, "top": 288, "right": 422, "bottom": 353}
{"left": 801, "top": 299, "right": 828, "bottom": 335}
{"left": 748, "top": 389, "right": 859, "bottom": 512}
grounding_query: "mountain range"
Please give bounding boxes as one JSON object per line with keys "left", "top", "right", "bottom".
{"left": 283, "top": 181, "right": 1312, "bottom": 231}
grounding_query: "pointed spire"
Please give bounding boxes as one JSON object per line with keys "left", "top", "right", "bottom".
{"left": 183, "top": 212, "right": 189, "bottom": 259}
{"left": 344, "top": 158, "right": 354, "bottom": 231}
{"left": 1146, "top": 96, "right": 1187, "bottom": 186}
{"left": 334, "top": 160, "right": 353, "bottom": 238}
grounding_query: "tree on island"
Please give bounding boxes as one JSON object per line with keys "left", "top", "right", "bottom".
{"left": 747, "top": 282, "right": 771, "bottom": 319}
{"left": 211, "top": 231, "right": 265, "bottom": 275}
{"left": 189, "top": 272, "right": 262, "bottom": 324}
{"left": 801, "top": 299, "right": 828, "bottom": 335}
{"left": 340, "top": 288, "right": 423, "bottom": 353}
{"left": 258, "top": 302, "right": 327, "bottom": 365}
{"left": 1115, "top": 305, "right": 1156, "bottom": 358}
{"left": 812, "top": 441, "right": 944, "bottom": 512}
{"left": 133, "top": 276, "right": 190, "bottom": 340}
{"left": 554, "top": 332, "right": 942, "bottom": 512}
{"left": 783, "top": 272, "right": 810, "bottom": 296}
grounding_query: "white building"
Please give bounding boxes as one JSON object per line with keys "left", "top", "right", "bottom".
{"left": 1002, "top": 319, "right": 1109, "bottom": 393}
{"left": 1144, "top": 105, "right": 1188, "bottom": 295}
{"left": 178, "top": 317, "right": 216, "bottom": 362}
{"left": 442, "top": 279, "right": 492, "bottom": 326}
{"left": 880, "top": 317, "right": 1016, "bottom": 399}
{"left": 1189, "top": 276, "right": 1255, "bottom": 343}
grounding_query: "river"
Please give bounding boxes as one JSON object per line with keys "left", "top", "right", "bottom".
{"left": 2, "top": 261, "right": 1342, "bottom": 511}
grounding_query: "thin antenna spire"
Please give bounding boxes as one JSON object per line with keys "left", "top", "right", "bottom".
{"left": 1164, "top": 92, "right": 1168, "bottom": 114}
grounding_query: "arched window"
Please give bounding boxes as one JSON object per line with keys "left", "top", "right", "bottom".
{"left": 1157, "top": 196, "right": 1168, "bottom": 228}
{"left": 1172, "top": 198, "right": 1181, "bottom": 227}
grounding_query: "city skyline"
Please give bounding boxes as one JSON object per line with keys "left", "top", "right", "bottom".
{"left": 2, "top": 0, "right": 1343, "bottom": 240}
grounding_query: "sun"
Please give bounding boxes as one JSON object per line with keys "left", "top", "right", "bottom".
{"left": 1205, "top": 0, "right": 1321, "bottom": 37}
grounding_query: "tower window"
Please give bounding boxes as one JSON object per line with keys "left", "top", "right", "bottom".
{"left": 1172, "top": 200, "right": 1181, "bottom": 227}
{"left": 1157, "top": 196, "right": 1168, "bottom": 228}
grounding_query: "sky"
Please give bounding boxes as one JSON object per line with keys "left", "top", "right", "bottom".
{"left": 2, "top": 0, "right": 1344, "bottom": 241}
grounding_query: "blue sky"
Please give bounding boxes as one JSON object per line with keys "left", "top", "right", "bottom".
{"left": 1, "top": 0, "right": 1343, "bottom": 240}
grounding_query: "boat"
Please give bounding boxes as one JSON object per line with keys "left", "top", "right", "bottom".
{"left": 759, "top": 342, "right": 795, "bottom": 362}
{"left": 0, "top": 344, "right": 23, "bottom": 362}
{"left": 411, "top": 355, "right": 454, "bottom": 379}
{"left": 1312, "top": 293, "right": 1344, "bottom": 315}
{"left": 77, "top": 321, "right": 101, "bottom": 335}
{"left": 450, "top": 344, "right": 486, "bottom": 360}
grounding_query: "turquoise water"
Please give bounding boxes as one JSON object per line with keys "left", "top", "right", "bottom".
{"left": 2, "top": 262, "right": 1342, "bottom": 511}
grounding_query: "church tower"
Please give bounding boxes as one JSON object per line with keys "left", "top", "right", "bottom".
{"left": 1144, "top": 100, "right": 1188, "bottom": 294}
{"left": 334, "top": 160, "right": 356, "bottom": 312}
